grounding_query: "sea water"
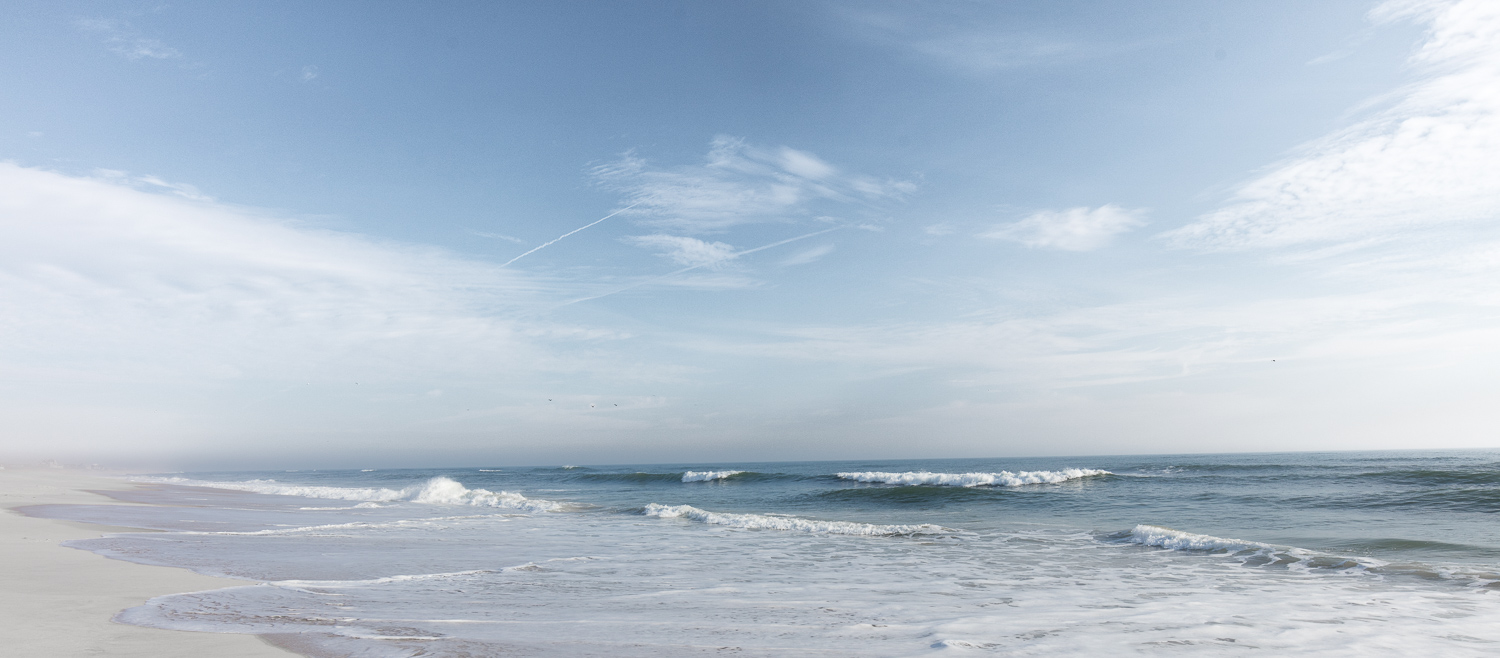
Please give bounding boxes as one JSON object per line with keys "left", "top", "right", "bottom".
{"left": 28, "top": 450, "right": 1500, "bottom": 656}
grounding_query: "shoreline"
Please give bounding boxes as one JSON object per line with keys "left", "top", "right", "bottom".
{"left": 0, "top": 467, "right": 300, "bottom": 657}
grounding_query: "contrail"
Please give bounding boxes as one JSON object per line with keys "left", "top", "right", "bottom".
{"left": 502, "top": 202, "right": 640, "bottom": 267}
{"left": 561, "top": 225, "right": 843, "bottom": 306}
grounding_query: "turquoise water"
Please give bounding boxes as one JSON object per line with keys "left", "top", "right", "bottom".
{"left": 31, "top": 450, "right": 1500, "bottom": 655}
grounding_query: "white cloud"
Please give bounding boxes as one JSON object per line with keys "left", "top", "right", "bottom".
{"left": 91, "top": 168, "right": 215, "bottom": 202}
{"left": 776, "top": 147, "right": 837, "bottom": 180}
{"left": 982, "top": 205, "right": 1144, "bottom": 251}
{"left": 1168, "top": 0, "right": 1500, "bottom": 251}
{"left": 77, "top": 18, "right": 182, "bottom": 61}
{"left": 842, "top": 6, "right": 1131, "bottom": 73}
{"left": 471, "top": 230, "right": 525, "bottom": 244}
{"left": 591, "top": 136, "right": 913, "bottom": 234}
{"left": 625, "top": 234, "right": 738, "bottom": 269}
{"left": 0, "top": 164, "right": 539, "bottom": 379}
{"left": 301, "top": 65, "right": 320, "bottom": 82}
{"left": 780, "top": 244, "right": 835, "bottom": 266}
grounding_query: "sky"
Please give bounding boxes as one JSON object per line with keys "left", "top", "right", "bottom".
{"left": 2, "top": 0, "right": 1499, "bottom": 469}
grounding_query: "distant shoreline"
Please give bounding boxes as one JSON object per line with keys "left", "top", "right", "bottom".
{"left": 0, "top": 468, "right": 299, "bottom": 657}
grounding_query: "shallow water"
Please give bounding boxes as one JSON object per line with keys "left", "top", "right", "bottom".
{"left": 31, "top": 450, "right": 1500, "bottom": 656}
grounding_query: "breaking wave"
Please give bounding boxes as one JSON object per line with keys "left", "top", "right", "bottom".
{"left": 836, "top": 468, "right": 1109, "bottom": 487}
{"left": 1126, "top": 524, "right": 1265, "bottom": 552}
{"left": 570, "top": 470, "right": 763, "bottom": 484}
{"left": 1114, "top": 525, "right": 1500, "bottom": 589}
{"left": 137, "top": 476, "right": 565, "bottom": 513}
{"left": 642, "top": 503, "right": 949, "bottom": 536}
{"left": 682, "top": 470, "right": 744, "bottom": 482}
{"left": 1119, "top": 525, "right": 1375, "bottom": 572}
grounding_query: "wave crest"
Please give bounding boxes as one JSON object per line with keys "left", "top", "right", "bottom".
{"left": 138, "top": 476, "right": 564, "bottom": 512}
{"left": 681, "top": 470, "right": 744, "bottom": 482}
{"left": 836, "top": 468, "right": 1109, "bottom": 487}
{"left": 1121, "top": 525, "right": 1382, "bottom": 574}
{"left": 1127, "top": 524, "right": 1263, "bottom": 552}
{"left": 642, "top": 503, "right": 948, "bottom": 536}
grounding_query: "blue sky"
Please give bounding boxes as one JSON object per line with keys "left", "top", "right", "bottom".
{"left": 3, "top": 1, "right": 1498, "bottom": 468}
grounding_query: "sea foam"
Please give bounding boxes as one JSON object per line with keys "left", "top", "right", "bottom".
{"left": 184, "top": 515, "right": 500, "bottom": 536}
{"left": 1127, "top": 525, "right": 1264, "bottom": 552}
{"left": 642, "top": 503, "right": 948, "bottom": 536}
{"left": 273, "top": 568, "right": 524, "bottom": 589}
{"left": 137, "top": 476, "right": 564, "bottom": 513}
{"left": 681, "top": 470, "right": 743, "bottom": 482}
{"left": 836, "top": 468, "right": 1109, "bottom": 487}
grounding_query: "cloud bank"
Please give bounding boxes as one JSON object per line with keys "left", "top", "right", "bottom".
{"left": 0, "top": 163, "right": 642, "bottom": 457}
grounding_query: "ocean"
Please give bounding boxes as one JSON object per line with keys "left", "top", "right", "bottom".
{"left": 29, "top": 450, "right": 1500, "bottom": 656}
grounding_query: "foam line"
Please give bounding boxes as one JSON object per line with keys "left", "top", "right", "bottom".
{"left": 182, "top": 515, "right": 499, "bottom": 536}
{"left": 273, "top": 568, "right": 516, "bottom": 589}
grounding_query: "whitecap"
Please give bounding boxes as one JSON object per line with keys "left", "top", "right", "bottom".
{"left": 1127, "top": 525, "right": 1264, "bottom": 552}
{"left": 681, "top": 470, "right": 743, "bottom": 482}
{"left": 1122, "top": 525, "right": 1381, "bottom": 575}
{"left": 642, "top": 503, "right": 948, "bottom": 536}
{"left": 836, "top": 468, "right": 1109, "bottom": 487}
{"left": 136, "top": 476, "right": 565, "bottom": 513}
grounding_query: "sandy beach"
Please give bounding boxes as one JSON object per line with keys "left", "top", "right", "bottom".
{"left": 0, "top": 467, "right": 297, "bottom": 657}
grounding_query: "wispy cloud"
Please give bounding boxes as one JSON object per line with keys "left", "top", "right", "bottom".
{"left": 91, "top": 168, "right": 214, "bottom": 202}
{"left": 982, "top": 205, "right": 1144, "bottom": 251}
{"left": 591, "top": 136, "right": 913, "bottom": 234}
{"left": 1167, "top": 0, "right": 1500, "bottom": 251}
{"left": 0, "top": 162, "right": 660, "bottom": 453}
{"left": 625, "top": 235, "right": 738, "bottom": 269}
{"left": 564, "top": 226, "right": 843, "bottom": 305}
{"left": 671, "top": 273, "right": 1500, "bottom": 395}
{"left": 780, "top": 244, "right": 835, "bottom": 266}
{"left": 300, "top": 65, "right": 319, "bottom": 82}
{"left": 624, "top": 0, "right": 1500, "bottom": 448}
{"left": 470, "top": 231, "right": 525, "bottom": 244}
{"left": 77, "top": 18, "right": 182, "bottom": 61}
{"left": 841, "top": 5, "right": 1133, "bottom": 73}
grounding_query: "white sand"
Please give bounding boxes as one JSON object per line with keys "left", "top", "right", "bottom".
{"left": 0, "top": 467, "right": 298, "bottom": 657}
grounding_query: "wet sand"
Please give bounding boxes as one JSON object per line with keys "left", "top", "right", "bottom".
{"left": 0, "top": 467, "right": 298, "bottom": 657}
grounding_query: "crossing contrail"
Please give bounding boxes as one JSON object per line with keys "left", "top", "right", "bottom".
{"left": 502, "top": 202, "right": 640, "bottom": 267}
{"left": 561, "top": 225, "right": 843, "bottom": 306}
